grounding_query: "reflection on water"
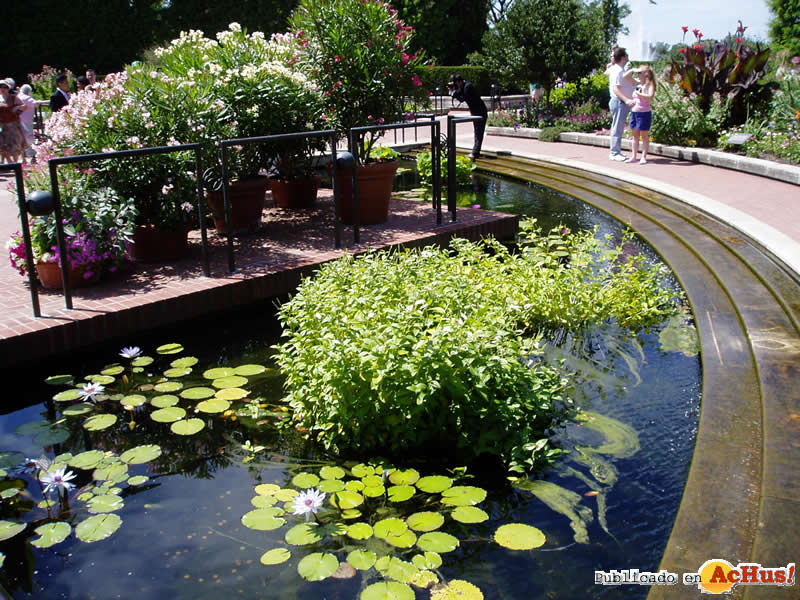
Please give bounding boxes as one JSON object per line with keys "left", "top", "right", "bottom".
{"left": 0, "top": 174, "right": 700, "bottom": 600}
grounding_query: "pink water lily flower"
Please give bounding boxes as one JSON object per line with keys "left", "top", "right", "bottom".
{"left": 292, "top": 488, "right": 326, "bottom": 521}
{"left": 40, "top": 467, "right": 77, "bottom": 495}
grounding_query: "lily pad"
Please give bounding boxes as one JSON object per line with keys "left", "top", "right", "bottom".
{"left": 101, "top": 366, "right": 125, "bottom": 376}
{"left": 451, "top": 506, "right": 489, "bottom": 524}
{"left": 260, "top": 548, "right": 291, "bottom": 565}
{"left": 273, "top": 488, "right": 298, "bottom": 502}
{"left": 127, "top": 475, "right": 149, "bottom": 486}
{"left": 14, "top": 420, "right": 54, "bottom": 436}
{"left": 45, "top": 374, "right": 74, "bottom": 386}
{"left": 0, "top": 451, "right": 24, "bottom": 470}
{"left": 153, "top": 381, "right": 182, "bottom": 393}
{"left": 90, "top": 375, "right": 115, "bottom": 385}
{"left": 163, "top": 367, "right": 191, "bottom": 378}
{"left": 233, "top": 364, "right": 266, "bottom": 376}
{"left": 69, "top": 450, "right": 106, "bottom": 470}
{"left": 285, "top": 523, "right": 322, "bottom": 545}
{"left": 157, "top": 343, "right": 183, "bottom": 354}
{"left": 297, "top": 552, "right": 338, "bottom": 582}
{"left": 361, "top": 581, "right": 414, "bottom": 600}
{"left": 345, "top": 480, "right": 365, "bottom": 492}
{"left": 251, "top": 495, "right": 278, "bottom": 508}
{"left": 410, "top": 570, "right": 439, "bottom": 588}
{"left": 389, "top": 469, "right": 420, "bottom": 485}
{"left": 241, "top": 509, "right": 286, "bottom": 531}
{"left": 494, "top": 523, "right": 546, "bottom": 550}
{"left": 292, "top": 472, "right": 320, "bottom": 488}
{"left": 362, "top": 475, "right": 383, "bottom": 488}
{"left": 180, "top": 387, "right": 215, "bottom": 400}
{"left": 415, "top": 475, "right": 453, "bottom": 494}
{"left": 62, "top": 402, "right": 94, "bottom": 416}
{"left": 151, "top": 395, "right": 180, "bottom": 408}
{"left": 406, "top": 512, "right": 445, "bottom": 532}
{"left": 416, "top": 532, "right": 459, "bottom": 553}
{"left": 195, "top": 398, "right": 230, "bottom": 414}
{"left": 34, "top": 427, "right": 71, "bottom": 445}
{"left": 350, "top": 463, "right": 375, "bottom": 477}
{"left": 131, "top": 356, "right": 154, "bottom": 367}
{"left": 0, "top": 521, "right": 26, "bottom": 542}
{"left": 212, "top": 376, "right": 248, "bottom": 389}
{"left": 170, "top": 418, "right": 205, "bottom": 435}
{"left": 320, "top": 465, "right": 346, "bottom": 480}
{"left": 254, "top": 483, "right": 281, "bottom": 496}
{"left": 53, "top": 389, "right": 83, "bottom": 402}
{"left": 83, "top": 414, "right": 118, "bottom": 431}
{"left": 340, "top": 509, "right": 362, "bottom": 520}
{"left": 75, "top": 513, "right": 121, "bottom": 542}
{"left": 30, "top": 522, "right": 72, "bottom": 548}
{"left": 151, "top": 407, "right": 186, "bottom": 423}
{"left": 385, "top": 530, "right": 417, "bottom": 548}
{"left": 347, "top": 549, "right": 377, "bottom": 570}
{"left": 318, "top": 479, "right": 345, "bottom": 493}
{"left": 93, "top": 463, "right": 129, "bottom": 483}
{"left": 440, "top": 485, "right": 487, "bottom": 506}
{"left": 202, "top": 367, "right": 235, "bottom": 379}
{"left": 170, "top": 356, "right": 198, "bottom": 368}
{"left": 374, "top": 517, "right": 408, "bottom": 540}
{"left": 430, "top": 579, "right": 484, "bottom": 600}
{"left": 87, "top": 494, "right": 125, "bottom": 514}
{"left": 378, "top": 557, "right": 419, "bottom": 583}
{"left": 215, "top": 388, "right": 248, "bottom": 401}
{"left": 387, "top": 485, "right": 415, "bottom": 502}
{"left": 120, "top": 394, "right": 147, "bottom": 408}
{"left": 363, "top": 485, "right": 386, "bottom": 498}
{"left": 331, "top": 490, "right": 364, "bottom": 510}
{"left": 411, "top": 551, "right": 442, "bottom": 570}
{"left": 120, "top": 444, "right": 162, "bottom": 465}
{"left": 346, "top": 522, "right": 373, "bottom": 540}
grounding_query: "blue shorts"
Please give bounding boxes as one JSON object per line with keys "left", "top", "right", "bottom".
{"left": 630, "top": 111, "right": 652, "bottom": 131}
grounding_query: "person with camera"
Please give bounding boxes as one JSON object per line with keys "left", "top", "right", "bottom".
{"left": 449, "top": 74, "right": 488, "bottom": 160}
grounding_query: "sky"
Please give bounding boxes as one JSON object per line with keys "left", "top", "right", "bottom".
{"left": 617, "top": 0, "right": 774, "bottom": 60}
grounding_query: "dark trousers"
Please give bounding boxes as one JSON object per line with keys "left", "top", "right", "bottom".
{"left": 472, "top": 114, "right": 487, "bottom": 157}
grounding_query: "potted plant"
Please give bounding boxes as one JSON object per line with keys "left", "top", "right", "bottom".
{"left": 289, "top": 0, "right": 429, "bottom": 224}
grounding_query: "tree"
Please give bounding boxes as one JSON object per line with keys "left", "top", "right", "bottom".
{"left": 594, "top": 0, "right": 630, "bottom": 48}
{"left": 156, "top": 0, "right": 294, "bottom": 42}
{"left": 767, "top": 0, "right": 800, "bottom": 56}
{"left": 474, "top": 0, "right": 606, "bottom": 100}
{"left": 391, "top": 0, "right": 489, "bottom": 65}
{"left": 488, "top": 0, "right": 515, "bottom": 26}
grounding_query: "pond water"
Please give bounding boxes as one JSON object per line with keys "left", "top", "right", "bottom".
{"left": 0, "top": 172, "right": 701, "bottom": 599}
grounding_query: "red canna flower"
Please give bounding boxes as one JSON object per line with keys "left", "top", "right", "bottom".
{"left": 679, "top": 47, "right": 686, "bottom": 54}
{"left": 692, "top": 28, "right": 699, "bottom": 36}
{"left": 736, "top": 37, "right": 742, "bottom": 44}
{"left": 697, "top": 32, "right": 703, "bottom": 39}
{"left": 681, "top": 26, "right": 688, "bottom": 32}
{"left": 694, "top": 44, "right": 703, "bottom": 50}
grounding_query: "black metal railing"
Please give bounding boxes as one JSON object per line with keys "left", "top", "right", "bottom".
{"left": 446, "top": 114, "right": 484, "bottom": 222}
{"left": 348, "top": 117, "right": 442, "bottom": 243}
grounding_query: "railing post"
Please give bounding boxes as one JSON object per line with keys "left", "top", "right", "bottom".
{"left": 195, "top": 151, "right": 210, "bottom": 277}
{"left": 47, "top": 161, "right": 73, "bottom": 309}
{"left": 447, "top": 115, "right": 457, "bottom": 222}
{"left": 330, "top": 132, "right": 341, "bottom": 249}
{"left": 220, "top": 144, "right": 235, "bottom": 272}
{"left": 349, "top": 129, "right": 361, "bottom": 245}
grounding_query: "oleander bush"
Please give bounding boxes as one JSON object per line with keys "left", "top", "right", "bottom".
{"left": 275, "top": 220, "right": 678, "bottom": 473}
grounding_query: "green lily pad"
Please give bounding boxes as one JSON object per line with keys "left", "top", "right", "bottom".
{"left": 151, "top": 395, "right": 180, "bottom": 408}
{"left": 273, "top": 488, "right": 298, "bottom": 502}
{"left": 260, "top": 548, "right": 291, "bottom": 565}
{"left": 331, "top": 490, "right": 364, "bottom": 510}
{"left": 493, "top": 523, "right": 546, "bottom": 550}
{"left": 451, "top": 506, "right": 489, "bottom": 523}
{"left": 251, "top": 495, "right": 278, "bottom": 508}
{"left": 45, "top": 374, "right": 74, "bottom": 385}
{"left": 285, "top": 523, "right": 322, "bottom": 545}
{"left": 120, "top": 394, "right": 147, "bottom": 408}
{"left": 163, "top": 367, "right": 191, "bottom": 378}
{"left": 203, "top": 367, "right": 234, "bottom": 379}
{"left": 415, "top": 475, "right": 453, "bottom": 494}
{"left": 83, "top": 414, "right": 118, "bottom": 431}
{"left": 387, "top": 485, "right": 415, "bottom": 502}
{"left": 53, "top": 389, "right": 84, "bottom": 402}
{"left": 156, "top": 343, "right": 183, "bottom": 354}
{"left": 62, "top": 402, "right": 94, "bottom": 416}
{"left": 30, "top": 522, "right": 72, "bottom": 548}
{"left": 131, "top": 356, "right": 154, "bottom": 367}
{"left": 350, "top": 463, "right": 375, "bottom": 477}
{"left": 212, "top": 376, "right": 248, "bottom": 389}
{"left": 345, "top": 480, "right": 365, "bottom": 492}
{"left": 90, "top": 375, "right": 115, "bottom": 385}
{"left": 440, "top": 486, "right": 487, "bottom": 506}
{"left": 416, "top": 532, "right": 459, "bottom": 553}
{"left": 69, "top": 450, "right": 105, "bottom": 470}
{"left": 346, "top": 522, "right": 373, "bottom": 540}
{"left": 233, "top": 364, "right": 266, "bottom": 376}
{"left": 170, "top": 418, "right": 205, "bottom": 435}
{"left": 377, "top": 557, "right": 419, "bottom": 583}
{"left": 298, "top": 552, "right": 338, "bottom": 582}
{"left": 0, "top": 521, "right": 26, "bottom": 542}
{"left": 340, "top": 509, "right": 362, "bottom": 520}
{"left": 317, "top": 479, "right": 345, "bottom": 493}
{"left": 0, "top": 451, "right": 24, "bottom": 470}
{"left": 1, "top": 488, "right": 19, "bottom": 499}
{"left": 179, "top": 387, "right": 215, "bottom": 400}
{"left": 120, "top": 444, "right": 162, "bottom": 464}
{"left": 241, "top": 509, "right": 286, "bottom": 531}
{"left": 93, "top": 462, "right": 129, "bottom": 483}
{"left": 170, "top": 356, "right": 198, "bottom": 368}
{"left": 87, "top": 494, "right": 124, "bottom": 514}
{"left": 153, "top": 381, "right": 182, "bottom": 393}
{"left": 347, "top": 549, "right": 376, "bottom": 570}
{"left": 195, "top": 398, "right": 230, "bottom": 414}
{"left": 361, "top": 581, "right": 414, "bottom": 600}
{"left": 389, "top": 469, "right": 420, "bottom": 485}
{"left": 14, "top": 420, "right": 54, "bottom": 436}
{"left": 362, "top": 475, "right": 383, "bottom": 487}
{"left": 75, "top": 513, "right": 122, "bottom": 542}
{"left": 254, "top": 483, "right": 280, "bottom": 496}
{"left": 363, "top": 485, "right": 385, "bottom": 498}
{"left": 150, "top": 407, "right": 186, "bottom": 423}
{"left": 34, "top": 427, "right": 71, "bottom": 445}
{"left": 430, "top": 579, "right": 484, "bottom": 600}
{"left": 127, "top": 475, "right": 149, "bottom": 486}
{"left": 374, "top": 517, "right": 408, "bottom": 539}
{"left": 320, "top": 465, "right": 346, "bottom": 480}
{"left": 411, "top": 551, "right": 442, "bottom": 570}
{"left": 292, "top": 472, "right": 320, "bottom": 488}
{"left": 100, "top": 366, "right": 125, "bottom": 376}
{"left": 215, "top": 388, "right": 248, "bottom": 401}
{"left": 385, "top": 530, "right": 417, "bottom": 548}
{"left": 406, "top": 512, "right": 445, "bottom": 532}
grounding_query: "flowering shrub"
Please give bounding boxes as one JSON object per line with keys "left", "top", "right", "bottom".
{"left": 289, "top": 0, "right": 429, "bottom": 160}
{"left": 650, "top": 81, "right": 731, "bottom": 147}
{"left": 488, "top": 98, "right": 610, "bottom": 133}
{"left": 721, "top": 121, "right": 800, "bottom": 165}
{"left": 27, "top": 65, "right": 74, "bottom": 100}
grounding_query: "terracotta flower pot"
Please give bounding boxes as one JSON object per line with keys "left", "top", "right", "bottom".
{"left": 336, "top": 160, "right": 399, "bottom": 225}
{"left": 35, "top": 261, "right": 100, "bottom": 289}
{"left": 127, "top": 225, "right": 190, "bottom": 262}
{"left": 207, "top": 176, "right": 270, "bottom": 235}
{"left": 270, "top": 175, "right": 321, "bottom": 209}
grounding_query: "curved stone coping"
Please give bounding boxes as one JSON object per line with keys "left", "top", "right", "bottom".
{"left": 487, "top": 126, "right": 800, "bottom": 187}
{"left": 473, "top": 143, "right": 800, "bottom": 279}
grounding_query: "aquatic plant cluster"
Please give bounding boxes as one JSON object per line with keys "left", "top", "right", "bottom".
{"left": 276, "top": 221, "right": 680, "bottom": 473}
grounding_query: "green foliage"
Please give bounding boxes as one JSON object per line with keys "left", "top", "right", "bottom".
{"left": 650, "top": 81, "right": 732, "bottom": 147}
{"left": 767, "top": 0, "right": 800, "bottom": 56}
{"left": 365, "top": 144, "right": 400, "bottom": 163}
{"left": 415, "top": 151, "right": 475, "bottom": 186}
{"left": 549, "top": 71, "right": 610, "bottom": 108}
{"left": 539, "top": 126, "right": 569, "bottom": 142}
{"left": 275, "top": 222, "right": 678, "bottom": 473}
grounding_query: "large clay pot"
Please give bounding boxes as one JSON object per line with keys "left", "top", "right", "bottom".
{"left": 270, "top": 175, "right": 321, "bottom": 209}
{"left": 336, "top": 160, "right": 399, "bottom": 225}
{"left": 127, "top": 225, "right": 190, "bottom": 262}
{"left": 207, "top": 176, "right": 269, "bottom": 235}
{"left": 35, "top": 261, "right": 100, "bottom": 289}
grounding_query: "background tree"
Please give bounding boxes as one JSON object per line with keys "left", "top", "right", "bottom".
{"left": 767, "top": 0, "right": 800, "bottom": 56}
{"left": 593, "top": 0, "right": 630, "bottom": 50}
{"left": 391, "top": 0, "right": 489, "bottom": 65}
{"left": 488, "top": 0, "right": 515, "bottom": 26}
{"left": 473, "top": 0, "right": 607, "bottom": 99}
{"left": 157, "top": 0, "right": 293, "bottom": 43}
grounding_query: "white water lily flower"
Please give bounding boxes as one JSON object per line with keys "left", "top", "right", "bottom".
{"left": 119, "top": 346, "right": 142, "bottom": 359}
{"left": 40, "top": 467, "right": 77, "bottom": 495}
{"left": 292, "top": 488, "right": 326, "bottom": 521}
{"left": 79, "top": 382, "right": 105, "bottom": 402}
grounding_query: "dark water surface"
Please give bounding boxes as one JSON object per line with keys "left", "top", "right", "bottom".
{"left": 0, "top": 172, "right": 700, "bottom": 599}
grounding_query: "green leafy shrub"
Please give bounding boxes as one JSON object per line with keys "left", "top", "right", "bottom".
{"left": 275, "top": 221, "right": 678, "bottom": 473}
{"left": 539, "top": 126, "right": 568, "bottom": 142}
{"left": 549, "top": 72, "right": 610, "bottom": 109}
{"left": 415, "top": 151, "right": 475, "bottom": 186}
{"left": 650, "top": 81, "right": 731, "bottom": 146}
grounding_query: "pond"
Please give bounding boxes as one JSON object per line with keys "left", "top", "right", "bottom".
{"left": 0, "top": 171, "right": 701, "bottom": 600}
